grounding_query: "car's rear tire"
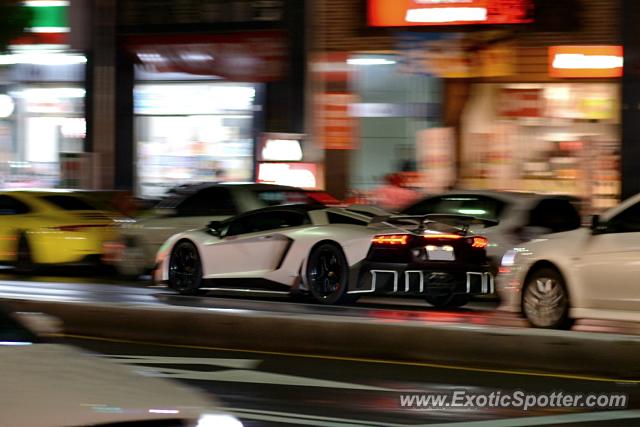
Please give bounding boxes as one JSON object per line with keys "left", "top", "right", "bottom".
{"left": 522, "top": 267, "right": 572, "bottom": 329}
{"left": 15, "top": 233, "right": 35, "bottom": 274}
{"left": 168, "top": 240, "right": 203, "bottom": 295}
{"left": 425, "top": 294, "right": 470, "bottom": 309}
{"left": 306, "top": 242, "right": 358, "bottom": 305}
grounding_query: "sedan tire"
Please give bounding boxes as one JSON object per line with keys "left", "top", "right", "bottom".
{"left": 522, "top": 267, "right": 572, "bottom": 329}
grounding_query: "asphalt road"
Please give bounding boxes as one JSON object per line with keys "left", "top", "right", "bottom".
{"left": 60, "top": 335, "right": 640, "bottom": 427}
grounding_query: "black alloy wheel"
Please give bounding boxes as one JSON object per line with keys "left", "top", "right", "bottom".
{"left": 168, "top": 240, "right": 203, "bottom": 295}
{"left": 306, "top": 243, "right": 357, "bottom": 305}
{"left": 15, "top": 233, "right": 35, "bottom": 274}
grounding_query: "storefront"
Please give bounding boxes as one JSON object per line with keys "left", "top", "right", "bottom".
{"left": 113, "top": 0, "right": 305, "bottom": 197}
{"left": 459, "top": 46, "right": 623, "bottom": 212}
{"left": 133, "top": 76, "right": 258, "bottom": 197}
{"left": 0, "top": 1, "right": 89, "bottom": 189}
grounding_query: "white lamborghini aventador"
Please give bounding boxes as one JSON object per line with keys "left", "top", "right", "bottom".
{"left": 154, "top": 205, "right": 496, "bottom": 306}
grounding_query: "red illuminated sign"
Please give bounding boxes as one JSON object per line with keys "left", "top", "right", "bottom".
{"left": 549, "top": 46, "right": 623, "bottom": 78}
{"left": 368, "top": 0, "right": 533, "bottom": 27}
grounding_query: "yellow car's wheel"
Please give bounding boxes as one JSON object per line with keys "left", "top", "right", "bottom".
{"left": 15, "top": 234, "right": 35, "bottom": 274}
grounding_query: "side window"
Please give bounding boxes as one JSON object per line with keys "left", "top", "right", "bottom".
{"left": 528, "top": 198, "right": 581, "bottom": 233}
{"left": 176, "top": 188, "right": 237, "bottom": 216}
{"left": 402, "top": 195, "right": 505, "bottom": 222}
{"left": 605, "top": 202, "right": 640, "bottom": 233}
{"left": 327, "top": 212, "right": 367, "bottom": 226}
{"left": 0, "top": 196, "right": 30, "bottom": 215}
{"left": 225, "top": 211, "right": 310, "bottom": 237}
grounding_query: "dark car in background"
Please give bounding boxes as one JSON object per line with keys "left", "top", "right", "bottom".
{"left": 401, "top": 190, "right": 583, "bottom": 271}
{"left": 106, "top": 183, "right": 339, "bottom": 278}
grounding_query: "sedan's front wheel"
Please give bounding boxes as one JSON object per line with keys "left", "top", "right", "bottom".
{"left": 522, "top": 267, "right": 571, "bottom": 329}
{"left": 168, "top": 240, "right": 203, "bottom": 295}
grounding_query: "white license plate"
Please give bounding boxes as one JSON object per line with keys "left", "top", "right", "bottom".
{"left": 426, "top": 246, "right": 455, "bottom": 261}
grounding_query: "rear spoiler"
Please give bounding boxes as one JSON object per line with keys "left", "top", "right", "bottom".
{"left": 368, "top": 213, "right": 499, "bottom": 234}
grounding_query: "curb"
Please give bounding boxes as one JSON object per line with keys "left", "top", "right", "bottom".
{"left": 4, "top": 298, "right": 639, "bottom": 380}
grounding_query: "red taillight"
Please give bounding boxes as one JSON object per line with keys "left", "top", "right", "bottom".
{"left": 50, "top": 224, "right": 109, "bottom": 232}
{"left": 371, "top": 234, "right": 409, "bottom": 245}
{"left": 469, "top": 236, "right": 489, "bottom": 249}
{"left": 423, "top": 234, "right": 463, "bottom": 240}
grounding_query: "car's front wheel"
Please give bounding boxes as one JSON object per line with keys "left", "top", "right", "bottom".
{"left": 168, "top": 240, "right": 203, "bottom": 295}
{"left": 522, "top": 267, "right": 572, "bottom": 329}
{"left": 306, "top": 243, "right": 358, "bottom": 305}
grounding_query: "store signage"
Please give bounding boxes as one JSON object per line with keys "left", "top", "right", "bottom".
{"left": 549, "top": 46, "right": 623, "bottom": 78}
{"left": 259, "top": 133, "right": 304, "bottom": 162}
{"left": 397, "top": 31, "right": 514, "bottom": 78}
{"left": 12, "top": 0, "right": 69, "bottom": 48}
{"left": 257, "top": 162, "right": 318, "bottom": 189}
{"left": 368, "top": 0, "right": 533, "bottom": 27}
{"left": 499, "top": 88, "right": 544, "bottom": 118}
{"left": 127, "top": 31, "right": 287, "bottom": 82}
{"left": 314, "top": 92, "right": 358, "bottom": 150}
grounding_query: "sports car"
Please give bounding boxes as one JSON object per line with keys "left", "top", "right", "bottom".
{"left": 154, "top": 204, "right": 495, "bottom": 306}
{"left": 0, "top": 189, "right": 119, "bottom": 269}
{"left": 498, "top": 192, "right": 640, "bottom": 329}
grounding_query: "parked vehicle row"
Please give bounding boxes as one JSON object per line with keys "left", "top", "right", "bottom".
{"left": 2, "top": 183, "right": 636, "bottom": 330}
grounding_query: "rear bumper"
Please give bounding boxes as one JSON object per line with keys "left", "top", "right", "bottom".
{"left": 352, "top": 262, "right": 493, "bottom": 297}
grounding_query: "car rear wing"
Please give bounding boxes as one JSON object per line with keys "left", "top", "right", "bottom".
{"left": 368, "top": 214, "right": 499, "bottom": 234}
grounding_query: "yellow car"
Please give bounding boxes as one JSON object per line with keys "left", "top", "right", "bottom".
{"left": 0, "top": 190, "right": 119, "bottom": 269}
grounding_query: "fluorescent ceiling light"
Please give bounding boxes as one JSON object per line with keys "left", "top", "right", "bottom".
{"left": 405, "top": 7, "right": 487, "bottom": 23}
{"left": 347, "top": 58, "right": 396, "bottom": 66}
{"left": 23, "top": 1, "right": 69, "bottom": 6}
{"left": 28, "top": 27, "right": 70, "bottom": 33}
{"left": 0, "top": 53, "right": 86, "bottom": 65}
{"left": 552, "top": 53, "right": 623, "bottom": 70}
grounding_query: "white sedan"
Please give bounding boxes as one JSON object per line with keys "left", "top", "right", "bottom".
{"left": 0, "top": 308, "right": 241, "bottom": 427}
{"left": 498, "top": 192, "right": 640, "bottom": 329}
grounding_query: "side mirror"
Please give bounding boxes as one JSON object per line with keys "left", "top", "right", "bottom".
{"left": 591, "top": 214, "right": 607, "bottom": 234}
{"left": 207, "top": 220, "right": 222, "bottom": 236}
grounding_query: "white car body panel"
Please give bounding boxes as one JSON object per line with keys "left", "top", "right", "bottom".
{"left": 155, "top": 207, "right": 387, "bottom": 290}
{"left": 497, "top": 193, "right": 640, "bottom": 323}
{"left": 2, "top": 343, "right": 232, "bottom": 427}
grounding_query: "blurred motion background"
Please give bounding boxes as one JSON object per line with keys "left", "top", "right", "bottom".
{"left": 0, "top": 0, "right": 634, "bottom": 215}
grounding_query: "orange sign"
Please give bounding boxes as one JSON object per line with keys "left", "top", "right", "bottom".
{"left": 549, "top": 46, "right": 623, "bottom": 78}
{"left": 314, "top": 92, "right": 358, "bottom": 150}
{"left": 368, "top": 0, "right": 532, "bottom": 27}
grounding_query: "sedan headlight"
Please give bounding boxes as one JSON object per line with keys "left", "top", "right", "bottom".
{"left": 196, "top": 413, "right": 243, "bottom": 427}
{"left": 501, "top": 249, "right": 518, "bottom": 267}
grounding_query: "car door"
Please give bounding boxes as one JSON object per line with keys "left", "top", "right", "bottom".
{"left": 0, "top": 195, "right": 31, "bottom": 261}
{"left": 201, "top": 210, "right": 309, "bottom": 278}
{"left": 577, "top": 201, "right": 640, "bottom": 312}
